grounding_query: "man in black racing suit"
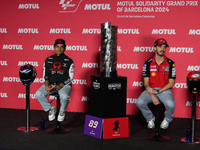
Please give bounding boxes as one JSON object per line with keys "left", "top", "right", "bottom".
{"left": 35, "top": 38, "right": 74, "bottom": 122}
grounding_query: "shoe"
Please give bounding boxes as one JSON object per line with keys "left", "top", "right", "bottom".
{"left": 57, "top": 111, "right": 65, "bottom": 122}
{"left": 147, "top": 117, "right": 155, "bottom": 129}
{"left": 160, "top": 118, "right": 169, "bottom": 129}
{"left": 48, "top": 106, "right": 56, "bottom": 121}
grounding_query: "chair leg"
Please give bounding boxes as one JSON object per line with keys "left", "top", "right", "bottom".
{"left": 46, "top": 96, "right": 70, "bottom": 134}
{"left": 144, "top": 104, "right": 170, "bottom": 141}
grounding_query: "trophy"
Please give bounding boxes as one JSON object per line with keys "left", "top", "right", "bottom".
{"left": 100, "top": 22, "right": 118, "bottom": 77}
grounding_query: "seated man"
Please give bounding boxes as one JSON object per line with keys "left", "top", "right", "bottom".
{"left": 35, "top": 38, "right": 74, "bottom": 122}
{"left": 136, "top": 38, "right": 176, "bottom": 129}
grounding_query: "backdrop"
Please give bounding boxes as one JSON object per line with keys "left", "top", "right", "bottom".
{"left": 0, "top": 0, "right": 200, "bottom": 118}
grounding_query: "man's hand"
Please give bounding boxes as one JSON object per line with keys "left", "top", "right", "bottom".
{"left": 146, "top": 87, "right": 158, "bottom": 95}
{"left": 45, "top": 83, "right": 57, "bottom": 93}
{"left": 150, "top": 94, "right": 160, "bottom": 105}
{"left": 45, "top": 85, "right": 52, "bottom": 93}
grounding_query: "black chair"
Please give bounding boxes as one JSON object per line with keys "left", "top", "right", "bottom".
{"left": 144, "top": 103, "right": 170, "bottom": 141}
{"left": 46, "top": 90, "right": 70, "bottom": 134}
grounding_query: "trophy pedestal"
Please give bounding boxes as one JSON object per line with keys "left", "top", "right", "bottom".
{"left": 90, "top": 75, "right": 127, "bottom": 118}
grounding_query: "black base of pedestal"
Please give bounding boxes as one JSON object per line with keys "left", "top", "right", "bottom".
{"left": 145, "top": 133, "right": 170, "bottom": 141}
{"left": 46, "top": 126, "right": 70, "bottom": 134}
{"left": 90, "top": 76, "right": 127, "bottom": 118}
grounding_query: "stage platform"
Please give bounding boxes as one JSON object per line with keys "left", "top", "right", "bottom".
{"left": 0, "top": 108, "right": 199, "bottom": 150}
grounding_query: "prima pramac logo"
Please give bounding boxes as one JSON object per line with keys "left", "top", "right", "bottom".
{"left": 59, "top": 0, "right": 83, "bottom": 13}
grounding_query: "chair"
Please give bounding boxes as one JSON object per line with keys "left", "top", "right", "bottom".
{"left": 144, "top": 103, "right": 170, "bottom": 141}
{"left": 46, "top": 90, "right": 70, "bottom": 134}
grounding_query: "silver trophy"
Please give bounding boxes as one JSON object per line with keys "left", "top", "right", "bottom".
{"left": 100, "top": 22, "right": 118, "bottom": 77}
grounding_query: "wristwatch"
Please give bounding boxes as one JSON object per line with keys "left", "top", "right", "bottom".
{"left": 156, "top": 89, "right": 159, "bottom": 94}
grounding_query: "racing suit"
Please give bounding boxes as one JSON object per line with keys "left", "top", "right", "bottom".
{"left": 35, "top": 53, "right": 74, "bottom": 112}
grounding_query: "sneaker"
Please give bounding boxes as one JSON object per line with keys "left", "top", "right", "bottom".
{"left": 160, "top": 118, "right": 169, "bottom": 129}
{"left": 57, "top": 111, "right": 65, "bottom": 122}
{"left": 147, "top": 117, "right": 155, "bottom": 129}
{"left": 48, "top": 106, "right": 56, "bottom": 121}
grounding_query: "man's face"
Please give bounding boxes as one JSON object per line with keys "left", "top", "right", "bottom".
{"left": 154, "top": 44, "right": 167, "bottom": 57}
{"left": 54, "top": 44, "right": 65, "bottom": 56}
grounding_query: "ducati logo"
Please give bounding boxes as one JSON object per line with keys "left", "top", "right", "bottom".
{"left": 59, "top": 0, "right": 83, "bottom": 13}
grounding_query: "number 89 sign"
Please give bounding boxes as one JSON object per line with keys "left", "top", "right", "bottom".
{"left": 84, "top": 115, "right": 103, "bottom": 139}
{"left": 88, "top": 120, "right": 99, "bottom": 128}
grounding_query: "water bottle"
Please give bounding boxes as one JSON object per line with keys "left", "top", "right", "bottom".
{"left": 186, "top": 127, "right": 192, "bottom": 143}
{"left": 41, "top": 118, "right": 45, "bottom": 130}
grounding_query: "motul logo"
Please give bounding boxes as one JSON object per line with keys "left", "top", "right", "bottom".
{"left": 187, "top": 66, "right": 200, "bottom": 71}
{"left": 152, "top": 29, "right": 176, "bottom": 34}
{"left": 84, "top": 4, "right": 111, "bottom": 10}
{"left": 49, "top": 28, "right": 71, "bottom": 34}
{"left": 189, "top": 29, "right": 200, "bottom": 35}
{"left": 18, "top": 61, "right": 39, "bottom": 66}
{"left": 133, "top": 47, "right": 154, "bottom": 52}
{"left": 18, "top": 93, "right": 36, "bottom": 99}
{"left": 18, "top": 28, "right": 39, "bottom": 34}
{"left": 0, "top": 61, "right": 8, "bottom": 66}
{"left": 127, "top": 98, "right": 137, "bottom": 104}
{"left": 0, "top": 93, "right": 8, "bottom": 98}
{"left": 169, "top": 47, "right": 194, "bottom": 53}
{"left": 2, "top": 45, "right": 23, "bottom": 50}
{"left": 18, "top": 4, "right": 39, "bottom": 9}
{"left": 72, "top": 79, "right": 87, "bottom": 85}
{"left": 0, "top": 28, "right": 7, "bottom": 33}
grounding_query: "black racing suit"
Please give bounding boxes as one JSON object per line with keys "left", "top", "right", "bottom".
{"left": 44, "top": 53, "right": 74, "bottom": 86}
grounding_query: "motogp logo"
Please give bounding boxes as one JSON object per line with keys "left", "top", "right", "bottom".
{"left": 59, "top": 0, "right": 83, "bottom": 13}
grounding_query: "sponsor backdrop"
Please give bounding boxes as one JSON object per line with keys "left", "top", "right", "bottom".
{"left": 0, "top": 0, "right": 200, "bottom": 118}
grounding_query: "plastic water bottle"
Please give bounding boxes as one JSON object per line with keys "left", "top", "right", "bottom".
{"left": 41, "top": 118, "right": 45, "bottom": 130}
{"left": 186, "top": 127, "right": 192, "bottom": 143}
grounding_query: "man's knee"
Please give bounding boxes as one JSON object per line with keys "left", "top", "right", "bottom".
{"left": 35, "top": 90, "right": 41, "bottom": 99}
{"left": 136, "top": 98, "right": 143, "bottom": 108}
{"left": 60, "top": 94, "right": 70, "bottom": 101}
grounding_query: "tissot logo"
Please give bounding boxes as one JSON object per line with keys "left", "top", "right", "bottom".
{"left": 59, "top": 0, "right": 83, "bottom": 13}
